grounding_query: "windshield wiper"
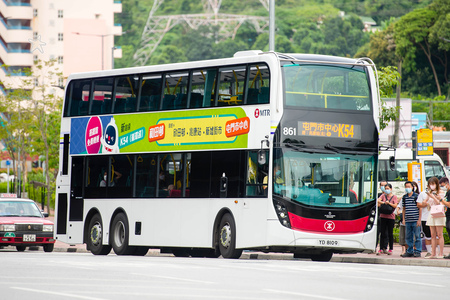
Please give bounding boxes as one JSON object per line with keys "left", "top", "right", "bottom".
{"left": 324, "top": 144, "right": 377, "bottom": 155}
{"left": 285, "top": 143, "right": 336, "bottom": 154}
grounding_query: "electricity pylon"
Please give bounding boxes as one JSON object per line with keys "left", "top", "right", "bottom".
{"left": 133, "top": 0, "right": 269, "bottom": 66}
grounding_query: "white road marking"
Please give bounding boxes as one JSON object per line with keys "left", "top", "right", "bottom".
{"left": 10, "top": 287, "right": 107, "bottom": 300}
{"left": 340, "top": 275, "right": 445, "bottom": 288}
{"left": 265, "top": 289, "right": 350, "bottom": 300}
{"left": 132, "top": 273, "right": 215, "bottom": 284}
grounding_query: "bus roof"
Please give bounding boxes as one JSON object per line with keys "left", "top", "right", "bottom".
{"left": 66, "top": 51, "right": 370, "bottom": 83}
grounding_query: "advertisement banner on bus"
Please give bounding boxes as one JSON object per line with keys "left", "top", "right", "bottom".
{"left": 69, "top": 108, "right": 250, "bottom": 155}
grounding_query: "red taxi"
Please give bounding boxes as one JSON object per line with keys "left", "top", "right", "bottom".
{"left": 0, "top": 195, "right": 55, "bottom": 252}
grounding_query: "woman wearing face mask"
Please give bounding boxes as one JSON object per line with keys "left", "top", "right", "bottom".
{"left": 421, "top": 177, "right": 446, "bottom": 258}
{"left": 377, "top": 183, "right": 398, "bottom": 255}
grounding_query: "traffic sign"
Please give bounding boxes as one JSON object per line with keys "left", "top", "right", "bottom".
{"left": 417, "top": 128, "right": 433, "bottom": 156}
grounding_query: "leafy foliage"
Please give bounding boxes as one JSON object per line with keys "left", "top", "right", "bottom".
{"left": 378, "top": 66, "right": 401, "bottom": 130}
{"left": 0, "top": 60, "right": 62, "bottom": 211}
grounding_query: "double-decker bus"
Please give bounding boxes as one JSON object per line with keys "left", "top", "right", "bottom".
{"left": 55, "top": 50, "right": 380, "bottom": 261}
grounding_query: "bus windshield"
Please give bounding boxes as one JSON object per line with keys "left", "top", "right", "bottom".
{"left": 274, "top": 149, "right": 376, "bottom": 207}
{"left": 282, "top": 64, "right": 371, "bottom": 111}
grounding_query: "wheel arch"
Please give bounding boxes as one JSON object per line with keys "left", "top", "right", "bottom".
{"left": 212, "top": 208, "right": 234, "bottom": 249}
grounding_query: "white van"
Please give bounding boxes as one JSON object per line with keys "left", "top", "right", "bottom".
{"left": 378, "top": 148, "right": 449, "bottom": 197}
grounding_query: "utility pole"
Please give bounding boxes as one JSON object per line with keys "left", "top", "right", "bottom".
{"left": 269, "top": 0, "right": 275, "bottom": 51}
{"left": 393, "top": 60, "right": 402, "bottom": 148}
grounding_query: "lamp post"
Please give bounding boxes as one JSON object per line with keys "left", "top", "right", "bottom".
{"left": 112, "top": 46, "right": 118, "bottom": 69}
{"left": 72, "top": 32, "right": 116, "bottom": 70}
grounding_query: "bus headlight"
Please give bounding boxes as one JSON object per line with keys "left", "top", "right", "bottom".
{"left": 0, "top": 224, "right": 15, "bottom": 231}
{"left": 364, "top": 206, "right": 377, "bottom": 232}
{"left": 274, "top": 201, "right": 291, "bottom": 229}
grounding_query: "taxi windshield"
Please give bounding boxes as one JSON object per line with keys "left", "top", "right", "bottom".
{"left": 273, "top": 149, "right": 376, "bottom": 207}
{"left": 0, "top": 201, "right": 43, "bottom": 217}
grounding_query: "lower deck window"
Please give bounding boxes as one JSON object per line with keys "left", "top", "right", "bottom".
{"left": 74, "top": 150, "right": 268, "bottom": 199}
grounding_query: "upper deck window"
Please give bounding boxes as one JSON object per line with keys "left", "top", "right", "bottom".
{"left": 282, "top": 64, "right": 371, "bottom": 111}
{"left": 63, "top": 62, "right": 270, "bottom": 117}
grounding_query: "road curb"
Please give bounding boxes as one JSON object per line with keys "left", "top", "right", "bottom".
{"left": 51, "top": 246, "right": 450, "bottom": 267}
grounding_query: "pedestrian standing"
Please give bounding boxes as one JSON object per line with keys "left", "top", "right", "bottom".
{"left": 401, "top": 181, "right": 422, "bottom": 258}
{"left": 374, "top": 180, "right": 388, "bottom": 253}
{"left": 377, "top": 183, "right": 398, "bottom": 255}
{"left": 439, "top": 177, "right": 450, "bottom": 259}
{"left": 423, "top": 177, "right": 446, "bottom": 258}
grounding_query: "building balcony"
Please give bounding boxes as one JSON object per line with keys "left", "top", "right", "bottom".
{"left": 0, "top": 20, "right": 32, "bottom": 43}
{"left": 113, "top": 0, "right": 122, "bottom": 13}
{"left": 0, "top": 0, "right": 32, "bottom": 19}
{"left": 113, "top": 46, "right": 122, "bottom": 58}
{"left": 0, "top": 64, "right": 31, "bottom": 93}
{"left": 0, "top": 39, "right": 32, "bottom": 66}
{"left": 112, "top": 23, "right": 122, "bottom": 35}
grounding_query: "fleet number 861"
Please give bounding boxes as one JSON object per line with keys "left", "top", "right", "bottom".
{"left": 283, "top": 127, "right": 297, "bottom": 136}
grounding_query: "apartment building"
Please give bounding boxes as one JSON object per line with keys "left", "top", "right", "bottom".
{"left": 0, "top": 0, "right": 122, "bottom": 96}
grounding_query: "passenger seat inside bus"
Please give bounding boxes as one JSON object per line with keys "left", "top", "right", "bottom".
{"left": 247, "top": 88, "right": 259, "bottom": 104}
{"left": 190, "top": 93, "right": 203, "bottom": 108}
{"left": 162, "top": 94, "right": 176, "bottom": 110}
{"left": 258, "top": 87, "right": 270, "bottom": 104}
{"left": 126, "top": 97, "right": 137, "bottom": 112}
{"left": 78, "top": 101, "right": 89, "bottom": 115}
{"left": 174, "top": 93, "right": 187, "bottom": 109}
{"left": 91, "top": 100, "right": 103, "bottom": 114}
{"left": 114, "top": 98, "right": 127, "bottom": 113}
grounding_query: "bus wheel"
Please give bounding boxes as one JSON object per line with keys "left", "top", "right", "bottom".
{"left": 111, "top": 213, "right": 132, "bottom": 255}
{"left": 16, "top": 246, "right": 26, "bottom": 252}
{"left": 43, "top": 244, "right": 54, "bottom": 253}
{"left": 218, "top": 213, "right": 242, "bottom": 259}
{"left": 310, "top": 252, "right": 333, "bottom": 262}
{"left": 87, "top": 214, "right": 111, "bottom": 255}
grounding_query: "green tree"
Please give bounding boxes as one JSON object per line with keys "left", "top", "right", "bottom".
{"left": 378, "top": 66, "right": 401, "bottom": 130}
{"left": 394, "top": 8, "right": 443, "bottom": 96}
{"left": 1, "top": 60, "right": 62, "bottom": 210}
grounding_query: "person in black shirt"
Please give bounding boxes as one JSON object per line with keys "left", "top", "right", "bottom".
{"left": 438, "top": 177, "right": 450, "bottom": 259}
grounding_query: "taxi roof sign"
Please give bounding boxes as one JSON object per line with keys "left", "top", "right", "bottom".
{"left": 1, "top": 193, "right": 17, "bottom": 198}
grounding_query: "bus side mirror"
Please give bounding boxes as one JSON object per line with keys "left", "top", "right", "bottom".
{"left": 258, "top": 150, "right": 266, "bottom": 165}
{"left": 389, "top": 156, "right": 395, "bottom": 171}
{"left": 220, "top": 173, "right": 228, "bottom": 198}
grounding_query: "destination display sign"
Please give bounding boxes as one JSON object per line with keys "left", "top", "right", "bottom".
{"left": 297, "top": 121, "right": 361, "bottom": 139}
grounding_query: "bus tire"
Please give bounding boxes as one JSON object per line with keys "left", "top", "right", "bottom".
{"left": 111, "top": 212, "right": 133, "bottom": 255}
{"left": 218, "top": 213, "right": 242, "bottom": 259}
{"left": 16, "top": 246, "right": 26, "bottom": 252}
{"left": 310, "top": 252, "right": 333, "bottom": 262}
{"left": 87, "top": 214, "right": 111, "bottom": 255}
{"left": 43, "top": 244, "right": 54, "bottom": 253}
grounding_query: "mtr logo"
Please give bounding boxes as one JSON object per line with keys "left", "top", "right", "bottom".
{"left": 254, "top": 108, "right": 270, "bottom": 118}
